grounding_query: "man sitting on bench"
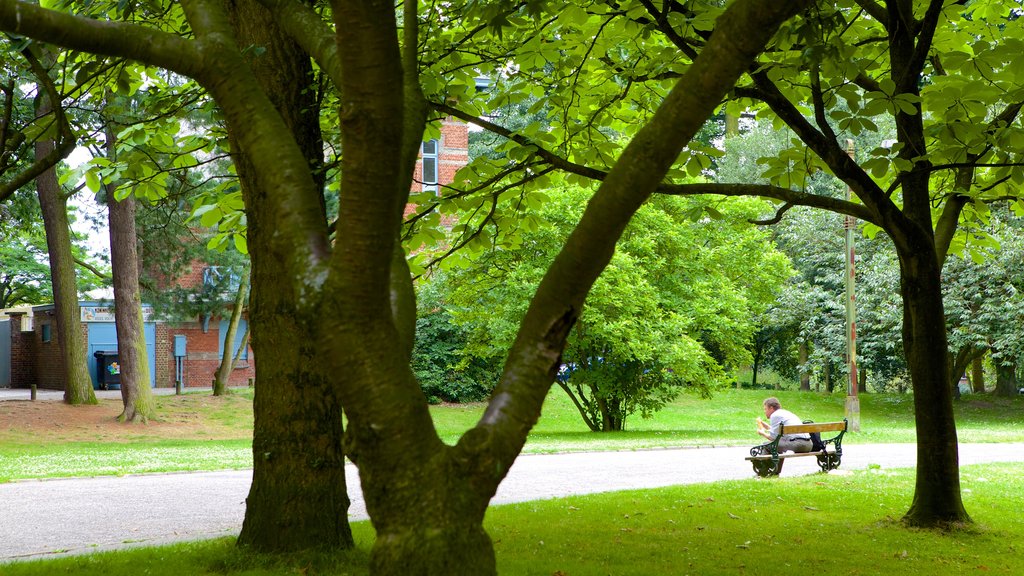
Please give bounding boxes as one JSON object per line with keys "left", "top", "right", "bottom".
{"left": 755, "top": 397, "right": 812, "bottom": 454}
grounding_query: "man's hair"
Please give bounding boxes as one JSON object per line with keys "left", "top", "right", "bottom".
{"left": 763, "top": 397, "right": 781, "bottom": 410}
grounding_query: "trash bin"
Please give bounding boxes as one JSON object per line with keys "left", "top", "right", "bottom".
{"left": 93, "top": 350, "right": 121, "bottom": 390}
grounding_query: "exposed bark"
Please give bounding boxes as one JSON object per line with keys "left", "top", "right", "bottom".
{"left": 719, "top": 0, "right": 970, "bottom": 527}
{"left": 898, "top": 247, "right": 969, "bottom": 525}
{"left": 107, "top": 189, "right": 156, "bottom": 421}
{"left": 325, "top": 2, "right": 812, "bottom": 573}
{"left": 971, "top": 354, "right": 985, "bottom": 393}
{"left": 214, "top": 273, "right": 249, "bottom": 396}
{"left": 105, "top": 123, "right": 156, "bottom": 422}
{"left": 224, "top": 0, "right": 354, "bottom": 552}
{"left": 994, "top": 360, "right": 1018, "bottom": 397}
{"left": 0, "top": 0, "right": 810, "bottom": 570}
{"left": 948, "top": 345, "right": 985, "bottom": 399}
{"left": 2, "top": 45, "right": 76, "bottom": 202}
{"left": 34, "top": 90, "right": 94, "bottom": 405}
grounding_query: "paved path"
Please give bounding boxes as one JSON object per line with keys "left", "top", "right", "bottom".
{"left": 2, "top": 442, "right": 1022, "bottom": 561}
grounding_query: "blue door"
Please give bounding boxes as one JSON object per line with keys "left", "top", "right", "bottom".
{"left": 87, "top": 322, "right": 157, "bottom": 387}
{"left": 218, "top": 318, "right": 249, "bottom": 360}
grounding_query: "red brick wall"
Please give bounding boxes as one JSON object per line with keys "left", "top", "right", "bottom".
{"left": 158, "top": 317, "right": 255, "bottom": 389}
{"left": 438, "top": 118, "right": 469, "bottom": 186}
{"left": 11, "top": 311, "right": 89, "bottom": 391}
{"left": 8, "top": 309, "right": 255, "bottom": 391}
{"left": 8, "top": 314, "right": 36, "bottom": 389}
{"left": 174, "top": 261, "right": 207, "bottom": 290}
{"left": 406, "top": 118, "right": 469, "bottom": 221}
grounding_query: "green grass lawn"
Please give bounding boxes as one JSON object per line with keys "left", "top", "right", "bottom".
{"left": 3, "top": 462, "right": 1020, "bottom": 575}
{"left": 0, "top": 439, "right": 254, "bottom": 482}
{"left": 2, "top": 388, "right": 1022, "bottom": 482}
{"left": 434, "top": 387, "right": 1024, "bottom": 450}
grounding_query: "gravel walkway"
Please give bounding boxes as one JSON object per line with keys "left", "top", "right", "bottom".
{"left": 2, "top": 442, "right": 1022, "bottom": 561}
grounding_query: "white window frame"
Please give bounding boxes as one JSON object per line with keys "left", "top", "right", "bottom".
{"left": 422, "top": 139, "right": 439, "bottom": 193}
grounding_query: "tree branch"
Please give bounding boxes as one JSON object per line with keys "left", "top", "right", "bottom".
{"left": 737, "top": 73, "right": 907, "bottom": 232}
{"left": 434, "top": 100, "right": 611, "bottom": 181}
{"left": 749, "top": 201, "right": 793, "bottom": 225}
{"left": 852, "top": 0, "right": 888, "bottom": 28}
{"left": 254, "top": 0, "right": 342, "bottom": 89}
{"left": 74, "top": 255, "right": 109, "bottom": 280}
{"left": 933, "top": 100, "right": 1024, "bottom": 267}
{"left": 0, "top": 1, "right": 204, "bottom": 79}
{"left": 468, "top": 0, "right": 814, "bottom": 481}
{"left": 0, "top": 43, "right": 75, "bottom": 203}
{"left": 661, "top": 182, "right": 877, "bottom": 223}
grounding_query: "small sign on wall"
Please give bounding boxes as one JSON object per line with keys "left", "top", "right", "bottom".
{"left": 81, "top": 306, "right": 155, "bottom": 322}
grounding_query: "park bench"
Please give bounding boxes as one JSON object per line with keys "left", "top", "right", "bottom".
{"left": 745, "top": 419, "right": 847, "bottom": 477}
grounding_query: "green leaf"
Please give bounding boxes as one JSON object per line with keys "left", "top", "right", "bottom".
{"left": 199, "top": 206, "right": 223, "bottom": 228}
{"left": 233, "top": 233, "right": 248, "bottom": 255}
{"left": 85, "top": 170, "right": 101, "bottom": 194}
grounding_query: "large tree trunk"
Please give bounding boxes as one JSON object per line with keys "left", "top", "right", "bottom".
{"left": 107, "top": 189, "right": 156, "bottom": 422}
{"left": 35, "top": 95, "right": 95, "bottom": 405}
{"left": 104, "top": 122, "right": 155, "bottom": 422}
{"left": 229, "top": 0, "right": 353, "bottom": 551}
{"left": 0, "top": 0, "right": 808, "bottom": 569}
{"left": 326, "top": 3, "right": 813, "bottom": 572}
{"left": 994, "top": 360, "right": 1017, "bottom": 397}
{"left": 971, "top": 354, "right": 985, "bottom": 393}
{"left": 358, "top": 442, "right": 496, "bottom": 574}
{"left": 897, "top": 250, "right": 969, "bottom": 525}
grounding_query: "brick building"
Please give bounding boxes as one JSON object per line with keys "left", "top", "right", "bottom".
{"left": 0, "top": 120, "right": 468, "bottom": 391}
{"left": 412, "top": 117, "right": 470, "bottom": 194}
{"left": 5, "top": 298, "right": 252, "bottom": 391}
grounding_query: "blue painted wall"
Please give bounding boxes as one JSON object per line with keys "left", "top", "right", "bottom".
{"left": 87, "top": 322, "right": 157, "bottom": 388}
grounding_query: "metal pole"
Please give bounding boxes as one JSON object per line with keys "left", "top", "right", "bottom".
{"left": 844, "top": 139, "right": 861, "bottom": 432}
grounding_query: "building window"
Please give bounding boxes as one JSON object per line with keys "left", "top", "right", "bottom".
{"left": 422, "top": 139, "right": 438, "bottom": 193}
{"left": 203, "top": 266, "right": 242, "bottom": 292}
{"left": 41, "top": 324, "right": 51, "bottom": 343}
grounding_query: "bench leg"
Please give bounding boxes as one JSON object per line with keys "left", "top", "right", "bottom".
{"left": 816, "top": 453, "right": 841, "bottom": 472}
{"left": 752, "top": 458, "right": 783, "bottom": 477}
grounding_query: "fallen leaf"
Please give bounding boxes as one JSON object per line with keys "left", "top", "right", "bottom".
{"left": 728, "top": 512, "right": 741, "bottom": 519}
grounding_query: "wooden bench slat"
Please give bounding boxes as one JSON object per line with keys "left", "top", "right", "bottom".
{"left": 781, "top": 421, "right": 847, "bottom": 434}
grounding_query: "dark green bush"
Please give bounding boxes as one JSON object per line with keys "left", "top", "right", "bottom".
{"left": 412, "top": 307, "right": 500, "bottom": 403}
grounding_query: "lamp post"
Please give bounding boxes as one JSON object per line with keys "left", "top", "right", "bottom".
{"left": 844, "top": 140, "right": 861, "bottom": 432}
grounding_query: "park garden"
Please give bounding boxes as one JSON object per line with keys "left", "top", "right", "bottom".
{"left": 0, "top": 0, "right": 1023, "bottom": 575}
